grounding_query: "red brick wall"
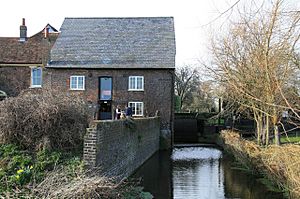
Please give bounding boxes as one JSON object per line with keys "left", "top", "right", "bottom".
{"left": 43, "top": 68, "right": 174, "bottom": 132}
{"left": 0, "top": 66, "right": 31, "bottom": 96}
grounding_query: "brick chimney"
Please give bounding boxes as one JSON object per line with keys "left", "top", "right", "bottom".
{"left": 44, "top": 26, "right": 49, "bottom": 38}
{"left": 19, "top": 18, "right": 27, "bottom": 42}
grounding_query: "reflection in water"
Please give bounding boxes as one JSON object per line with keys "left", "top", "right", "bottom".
{"left": 172, "top": 147, "right": 224, "bottom": 199}
{"left": 132, "top": 147, "right": 284, "bottom": 199}
{"left": 133, "top": 150, "right": 173, "bottom": 199}
{"left": 222, "top": 153, "right": 283, "bottom": 199}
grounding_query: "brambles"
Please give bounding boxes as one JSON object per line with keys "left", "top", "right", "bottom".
{"left": 0, "top": 90, "right": 89, "bottom": 151}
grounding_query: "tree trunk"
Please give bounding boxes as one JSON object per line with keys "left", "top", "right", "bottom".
{"left": 254, "top": 112, "right": 262, "bottom": 145}
{"left": 256, "top": 120, "right": 261, "bottom": 145}
{"left": 274, "top": 124, "right": 280, "bottom": 145}
{"left": 272, "top": 108, "right": 280, "bottom": 145}
{"left": 265, "top": 115, "right": 270, "bottom": 146}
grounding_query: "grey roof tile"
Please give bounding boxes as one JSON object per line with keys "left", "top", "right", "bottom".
{"left": 48, "top": 17, "right": 176, "bottom": 69}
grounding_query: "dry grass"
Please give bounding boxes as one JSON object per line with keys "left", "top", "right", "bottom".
{"left": 32, "top": 167, "right": 119, "bottom": 198}
{"left": 1, "top": 166, "right": 139, "bottom": 199}
{"left": 221, "top": 131, "right": 261, "bottom": 171}
{"left": 221, "top": 130, "right": 300, "bottom": 199}
{"left": 31, "top": 167, "right": 146, "bottom": 199}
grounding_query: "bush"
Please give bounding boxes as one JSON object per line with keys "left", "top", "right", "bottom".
{"left": 0, "top": 90, "right": 89, "bottom": 151}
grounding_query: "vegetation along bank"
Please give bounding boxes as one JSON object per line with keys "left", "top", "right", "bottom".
{"left": 0, "top": 91, "right": 152, "bottom": 198}
{"left": 221, "top": 130, "right": 300, "bottom": 199}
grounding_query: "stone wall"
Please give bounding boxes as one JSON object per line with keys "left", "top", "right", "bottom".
{"left": 83, "top": 117, "right": 160, "bottom": 180}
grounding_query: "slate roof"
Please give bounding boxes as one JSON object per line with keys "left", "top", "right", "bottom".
{"left": 0, "top": 28, "right": 58, "bottom": 65}
{"left": 48, "top": 17, "right": 176, "bottom": 69}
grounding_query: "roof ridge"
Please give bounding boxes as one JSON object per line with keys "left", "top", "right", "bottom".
{"left": 65, "top": 16, "right": 174, "bottom": 20}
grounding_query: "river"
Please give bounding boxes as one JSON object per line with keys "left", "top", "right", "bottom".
{"left": 132, "top": 146, "right": 284, "bottom": 199}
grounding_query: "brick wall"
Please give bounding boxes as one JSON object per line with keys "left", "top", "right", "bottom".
{"left": 83, "top": 117, "right": 160, "bottom": 180}
{"left": 0, "top": 66, "right": 31, "bottom": 96}
{"left": 44, "top": 68, "right": 174, "bottom": 144}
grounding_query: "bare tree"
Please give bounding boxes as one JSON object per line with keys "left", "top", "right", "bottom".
{"left": 210, "top": 0, "right": 300, "bottom": 145}
{"left": 175, "top": 65, "right": 200, "bottom": 111}
{"left": 190, "top": 81, "right": 218, "bottom": 113}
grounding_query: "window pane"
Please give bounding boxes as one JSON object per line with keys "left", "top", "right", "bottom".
{"left": 36, "top": 68, "right": 42, "bottom": 76}
{"left": 33, "top": 76, "right": 41, "bottom": 86}
{"left": 32, "top": 68, "right": 42, "bottom": 86}
{"left": 129, "top": 102, "right": 136, "bottom": 115}
{"left": 136, "top": 103, "right": 141, "bottom": 115}
{"left": 129, "top": 77, "right": 136, "bottom": 90}
{"left": 137, "top": 77, "right": 143, "bottom": 90}
{"left": 71, "top": 77, "right": 77, "bottom": 89}
{"left": 32, "top": 69, "right": 37, "bottom": 85}
{"left": 136, "top": 102, "right": 143, "bottom": 115}
{"left": 78, "top": 77, "right": 84, "bottom": 89}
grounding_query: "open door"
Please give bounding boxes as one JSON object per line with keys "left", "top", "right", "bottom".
{"left": 99, "top": 100, "right": 112, "bottom": 120}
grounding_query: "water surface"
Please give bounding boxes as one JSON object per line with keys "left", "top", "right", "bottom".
{"left": 133, "top": 146, "right": 283, "bottom": 199}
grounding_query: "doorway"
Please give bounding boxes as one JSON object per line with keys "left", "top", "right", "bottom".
{"left": 99, "top": 100, "right": 112, "bottom": 120}
{"left": 98, "top": 77, "right": 112, "bottom": 120}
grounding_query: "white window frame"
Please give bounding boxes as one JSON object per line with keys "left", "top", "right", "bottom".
{"left": 128, "top": 76, "right": 144, "bottom": 91}
{"left": 128, "top": 102, "right": 144, "bottom": 116}
{"left": 70, "top": 75, "right": 85, "bottom": 90}
{"left": 30, "top": 67, "right": 42, "bottom": 88}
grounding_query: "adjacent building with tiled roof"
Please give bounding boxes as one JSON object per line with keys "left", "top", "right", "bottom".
{"left": 44, "top": 17, "right": 176, "bottom": 140}
{"left": 0, "top": 19, "right": 59, "bottom": 96}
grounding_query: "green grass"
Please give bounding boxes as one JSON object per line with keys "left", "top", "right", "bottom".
{"left": 280, "top": 136, "right": 300, "bottom": 144}
{"left": 0, "top": 144, "right": 83, "bottom": 194}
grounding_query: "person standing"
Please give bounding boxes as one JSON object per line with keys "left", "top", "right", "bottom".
{"left": 125, "top": 105, "right": 132, "bottom": 118}
{"left": 115, "top": 105, "right": 121, "bottom": 120}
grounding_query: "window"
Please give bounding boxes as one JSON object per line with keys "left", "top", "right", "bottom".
{"left": 30, "top": 67, "right": 42, "bottom": 87}
{"left": 100, "top": 77, "right": 112, "bottom": 100}
{"left": 129, "top": 102, "right": 144, "bottom": 116}
{"left": 128, "top": 76, "right": 144, "bottom": 91}
{"left": 70, "top": 76, "right": 85, "bottom": 90}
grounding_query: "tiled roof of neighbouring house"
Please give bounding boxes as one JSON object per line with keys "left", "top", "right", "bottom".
{"left": 0, "top": 27, "right": 58, "bottom": 65}
{"left": 48, "top": 17, "right": 176, "bottom": 69}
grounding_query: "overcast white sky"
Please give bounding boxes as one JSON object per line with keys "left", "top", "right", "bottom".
{"left": 0, "top": 0, "right": 299, "bottom": 66}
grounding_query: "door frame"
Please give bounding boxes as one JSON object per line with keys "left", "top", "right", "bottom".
{"left": 98, "top": 76, "right": 113, "bottom": 120}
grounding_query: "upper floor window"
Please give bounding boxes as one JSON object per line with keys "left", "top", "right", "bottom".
{"left": 100, "top": 77, "right": 112, "bottom": 100}
{"left": 70, "top": 76, "right": 85, "bottom": 90}
{"left": 31, "top": 67, "right": 42, "bottom": 88}
{"left": 128, "top": 76, "right": 144, "bottom": 91}
{"left": 129, "top": 102, "right": 144, "bottom": 116}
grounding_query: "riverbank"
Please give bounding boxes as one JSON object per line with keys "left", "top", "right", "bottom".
{"left": 0, "top": 144, "right": 152, "bottom": 198}
{"left": 220, "top": 130, "right": 300, "bottom": 199}
{"left": 133, "top": 145, "right": 284, "bottom": 199}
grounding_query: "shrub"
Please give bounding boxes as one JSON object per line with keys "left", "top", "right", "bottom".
{"left": 0, "top": 90, "right": 89, "bottom": 151}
